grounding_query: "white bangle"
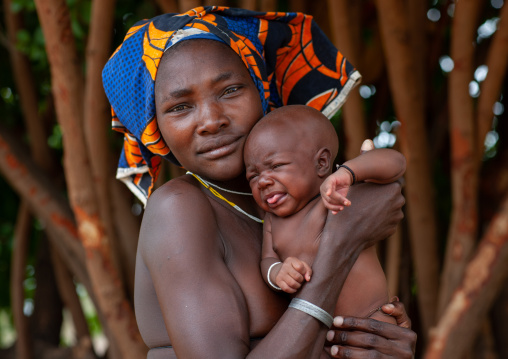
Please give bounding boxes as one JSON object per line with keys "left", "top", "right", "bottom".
{"left": 267, "top": 262, "right": 282, "bottom": 290}
{"left": 289, "top": 298, "right": 334, "bottom": 328}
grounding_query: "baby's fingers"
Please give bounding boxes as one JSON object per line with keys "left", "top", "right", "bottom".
{"left": 291, "top": 260, "right": 313, "bottom": 281}
{"left": 289, "top": 260, "right": 311, "bottom": 281}
{"left": 279, "top": 276, "right": 303, "bottom": 292}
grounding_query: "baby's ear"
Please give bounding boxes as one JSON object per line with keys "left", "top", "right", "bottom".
{"left": 315, "top": 148, "right": 332, "bottom": 177}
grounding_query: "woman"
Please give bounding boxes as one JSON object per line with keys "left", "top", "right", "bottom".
{"left": 103, "top": 7, "right": 416, "bottom": 358}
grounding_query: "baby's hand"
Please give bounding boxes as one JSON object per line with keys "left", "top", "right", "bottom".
{"left": 320, "top": 168, "right": 353, "bottom": 214}
{"left": 274, "top": 257, "right": 312, "bottom": 294}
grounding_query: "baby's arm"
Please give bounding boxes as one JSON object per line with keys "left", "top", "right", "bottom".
{"left": 260, "top": 215, "right": 312, "bottom": 293}
{"left": 321, "top": 147, "right": 406, "bottom": 213}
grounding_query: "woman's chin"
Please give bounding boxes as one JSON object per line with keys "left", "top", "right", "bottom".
{"left": 191, "top": 162, "right": 245, "bottom": 183}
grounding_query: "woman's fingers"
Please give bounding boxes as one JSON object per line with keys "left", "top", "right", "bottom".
{"left": 327, "top": 330, "right": 392, "bottom": 351}
{"left": 333, "top": 316, "right": 401, "bottom": 341}
{"left": 327, "top": 316, "right": 417, "bottom": 358}
{"left": 327, "top": 345, "right": 391, "bottom": 358}
{"left": 381, "top": 300, "right": 412, "bottom": 329}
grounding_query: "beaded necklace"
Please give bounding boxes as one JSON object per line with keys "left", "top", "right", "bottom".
{"left": 186, "top": 171, "right": 263, "bottom": 223}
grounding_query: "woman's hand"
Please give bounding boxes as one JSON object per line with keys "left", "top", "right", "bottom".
{"left": 323, "top": 181, "right": 405, "bottom": 251}
{"left": 325, "top": 300, "right": 416, "bottom": 358}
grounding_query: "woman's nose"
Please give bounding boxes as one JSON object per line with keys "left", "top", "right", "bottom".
{"left": 196, "top": 101, "right": 229, "bottom": 134}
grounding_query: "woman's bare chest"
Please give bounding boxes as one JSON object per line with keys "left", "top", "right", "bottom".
{"left": 214, "top": 204, "right": 288, "bottom": 336}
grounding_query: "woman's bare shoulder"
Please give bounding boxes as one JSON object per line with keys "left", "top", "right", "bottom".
{"left": 145, "top": 176, "right": 211, "bottom": 215}
{"left": 139, "top": 176, "right": 220, "bottom": 255}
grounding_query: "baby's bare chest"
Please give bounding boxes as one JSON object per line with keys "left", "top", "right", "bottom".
{"left": 271, "top": 208, "right": 327, "bottom": 266}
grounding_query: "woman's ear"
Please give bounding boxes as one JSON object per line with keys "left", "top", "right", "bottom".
{"left": 315, "top": 148, "right": 332, "bottom": 178}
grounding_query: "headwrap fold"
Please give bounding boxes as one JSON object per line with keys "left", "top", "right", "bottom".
{"left": 102, "top": 6, "right": 361, "bottom": 204}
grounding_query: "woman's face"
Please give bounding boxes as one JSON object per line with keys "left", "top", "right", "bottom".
{"left": 155, "top": 39, "right": 264, "bottom": 182}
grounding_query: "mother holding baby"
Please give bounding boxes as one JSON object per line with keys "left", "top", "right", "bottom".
{"left": 103, "top": 6, "right": 416, "bottom": 358}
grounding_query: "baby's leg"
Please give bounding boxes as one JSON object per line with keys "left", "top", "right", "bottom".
{"left": 334, "top": 246, "right": 396, "bottom": 325}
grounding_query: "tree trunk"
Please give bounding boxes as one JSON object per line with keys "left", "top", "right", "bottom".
{"left": 83, "top": 0, "right": 135, "bottom": 300}
{"left": 33, "top": 1, "right": 146, "bottom": 357}
{"left": 425, "top": 191, "right": 508, "bottom": 359}
{"left": 289, "top": 0, "right": 307, "bottom": 12}
{"left": 155, "top": 0, "right": 178, "bottom": 13}
{"left": 239, "top": 0, "right": 257, "bottom": 11}
{"left": 438, "top": 0, "right": 484, "bottom": 315}
{"left": 374, "top": 0, "right": 439, "bottom": 340}
{"left": 407, "top": 0, "right": 427, "bottom": 106}
{"left": 178, "top": 0, "right": 202, "bottom": 12}
{"left": 327, "top": 0, "right": 367, "bottom": 159}
{"left": 260, "top": 0, "right": 277, "bottom": 12}
{"left": 492, "top": 282, "right": 508, "bottom": 358}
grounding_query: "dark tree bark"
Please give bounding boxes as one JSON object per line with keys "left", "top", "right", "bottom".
{"left": 425, "top": 191, "right": 508, "bottom": 359}
{"left": 438, "top": 0, "right": 484, "bottom": 315}
{"left": 375, "top": 0, "right": 439, "bottom": 339}
{"left": 327, "top": 0, "right": 367, "bottom": 160}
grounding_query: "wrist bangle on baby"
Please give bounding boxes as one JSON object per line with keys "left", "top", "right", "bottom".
{"left": 267, "top": 262, "right": 282, "bottom": 291}
{"left": 337, "top": 164, "right": 356, "bottom": 185}
{"left": 289, "top": 298, "right": 334, "bottom": 329}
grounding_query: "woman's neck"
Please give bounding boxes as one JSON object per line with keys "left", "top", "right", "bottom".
{"left": 193, "top": 172, "right": 253, "bottom": 195}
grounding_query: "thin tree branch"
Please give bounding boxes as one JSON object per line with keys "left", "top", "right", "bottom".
{"left": 10, "top": 202, "right": 33, "bottom": 359}
{"left": 0, "top": 126, "right": 89, "bottom": 292}
{"left": 476, "top": 3, "right": 508, "bottom": 162}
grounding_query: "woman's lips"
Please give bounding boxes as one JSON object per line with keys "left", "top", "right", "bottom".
{"left": 198, "top": 135, "right": 242, "bottom": 159}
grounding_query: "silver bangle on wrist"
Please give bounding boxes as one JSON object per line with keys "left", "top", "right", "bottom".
{"left": 267, "top": 262, "right": 282, "bottom": 290}
{"left": 289, "top": 297, "right": 334, "bottom": 328}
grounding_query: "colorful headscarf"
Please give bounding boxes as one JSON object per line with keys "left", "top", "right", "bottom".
{"left": 102, "top": 6, "right": 361, "bottom": 204}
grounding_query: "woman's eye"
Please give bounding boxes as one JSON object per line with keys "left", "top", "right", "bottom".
{"left": 272, "top": 163, "right": 284, "bottom": 169}
{"left": 169, "top": 104, "right": 189, "bottom": 112}
{"left": 223, "top": 86, "right": 240, "bottom": 96}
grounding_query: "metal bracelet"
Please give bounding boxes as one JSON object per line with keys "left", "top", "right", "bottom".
{"left": 267, "top": 262, "right": 282, "bottom": 291}
{"left": 289, "top": 298, "right": 334, "bottom": 328}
